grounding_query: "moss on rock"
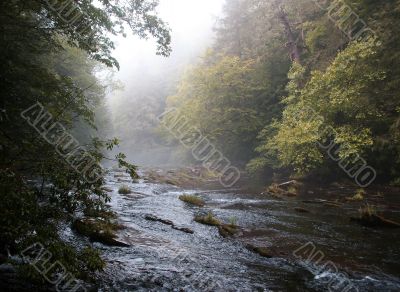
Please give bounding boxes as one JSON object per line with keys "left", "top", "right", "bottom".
{"left": 72, "top": 218, "right": 129, "bottom": 247}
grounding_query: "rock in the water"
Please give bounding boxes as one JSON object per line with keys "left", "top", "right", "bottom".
{"left": 351, "top": 214, "right": 400, "bottom": 228}
{"left": 323, "top": 201, "right": 342, "bottom": 208}
{"left": 144, "top": 214, "right": 159, "bottom": 221}
{"left": 108, "top": 238, "right": 131, "bottom": 247}
{"left": 118, "top": 185, "right": 132, "bottom": 195}
{"left": 172, "top": 226, "right": 194, "bottom": 234}
{"left": 245, "top": 244, "right": 273, "bottom": 258}
{"left": 72, "top": 218, "right": 129, "bottom": 247}
{"left": 145, "top": 215, "right": 174, "bottom": 226}
{"left": 179, "top": 194, "right": 205, "bottom": 207}
{"left": 194, "top": 213, "right": 221, "bottom": 226}
{"left": 264, "top": 181, "right": 299, "bottom": 197}
{"left": 145, "top": 215, "right": 194, "bottom": 234}
{"left": 302, "top": 200, "right": 325, "bottom": 205}
{"left": 294, "top": 207, "right": 310, "bottom": 213}
{"left": 218, "top": 224, "right": 239, "bottom": 238}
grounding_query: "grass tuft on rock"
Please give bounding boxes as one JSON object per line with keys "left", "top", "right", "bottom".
{"left": 179, "top": 194, "right": 205, "bottom": 207}
{"left": 118, "top": 185, "right": 131, "bottom": 194}
{"left": 194, "top": 212, "right": 221, "bottom": 226}
{"left": 266, "top": 182, "right": 297, "bottom": 197}
{"left": 359, "top": 204, "right": 377, "bottom": 218}
{"left": 346, "top": 189, "right": 365, "bottom": 201}
{"left": 218, "top": 224, "right": 239, "bottom": 238}
{"left": 229, "top": 217, "right": 237, "bottom": 226}
{"left": 351, "top": 204, "right": 400, "bottom": 228}
{"left": 72, "top": 218, "right": 128, "bottom": 247}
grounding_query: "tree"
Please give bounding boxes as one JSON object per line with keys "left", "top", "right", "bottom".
{"left": 0, "top": 0, "right": 171, "bottom": 284}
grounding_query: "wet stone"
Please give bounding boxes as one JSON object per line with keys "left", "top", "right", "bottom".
{"left": 145, "top": 215, "right": 174, "bottom": 226}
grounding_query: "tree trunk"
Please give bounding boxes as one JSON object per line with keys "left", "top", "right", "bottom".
{"left": 277, "top": 6, "right": 301, "bottom": 63}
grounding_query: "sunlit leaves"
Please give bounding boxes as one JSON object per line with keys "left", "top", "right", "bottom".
{"left": 254, "top": 38, "right": 393, "bottom": 176}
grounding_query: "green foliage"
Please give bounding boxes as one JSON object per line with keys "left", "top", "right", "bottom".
{"left": 116, "top": 153, "right": 140, "bottom": 180}
{"left": 0, "top": 0, "right": 169, "bottom": 284}
{"left": 165, "top": 0, "right": 400, "bottom": 185}
{"left": 253, "top": 38, "right": 395, "bottom": 178}
{"left": 17, "top": 244, "right": 105, "bottom": 284}
{"left": 165, "top": 53, "right": 277, "bottom": 163}
{"left": 79, "top": 247, "right": 106, "bottom": 273}
{"left": 83, "top": 206, "right": 117, "bottom": 219}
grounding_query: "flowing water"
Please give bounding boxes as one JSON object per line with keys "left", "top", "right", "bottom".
{"left": 69, "top": 169, "right": 400, "bottom": 291}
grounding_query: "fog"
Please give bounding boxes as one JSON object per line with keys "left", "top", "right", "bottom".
{"left": 106, "top": 0, "right": 225, "bottom": 167}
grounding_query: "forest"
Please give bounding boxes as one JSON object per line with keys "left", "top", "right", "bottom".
{"left": 1, "top": 0, "right": 400, "bottom": 291}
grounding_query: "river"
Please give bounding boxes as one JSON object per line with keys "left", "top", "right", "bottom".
{"left": 64, "top": 168, "right": 400, "bottom": 291}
